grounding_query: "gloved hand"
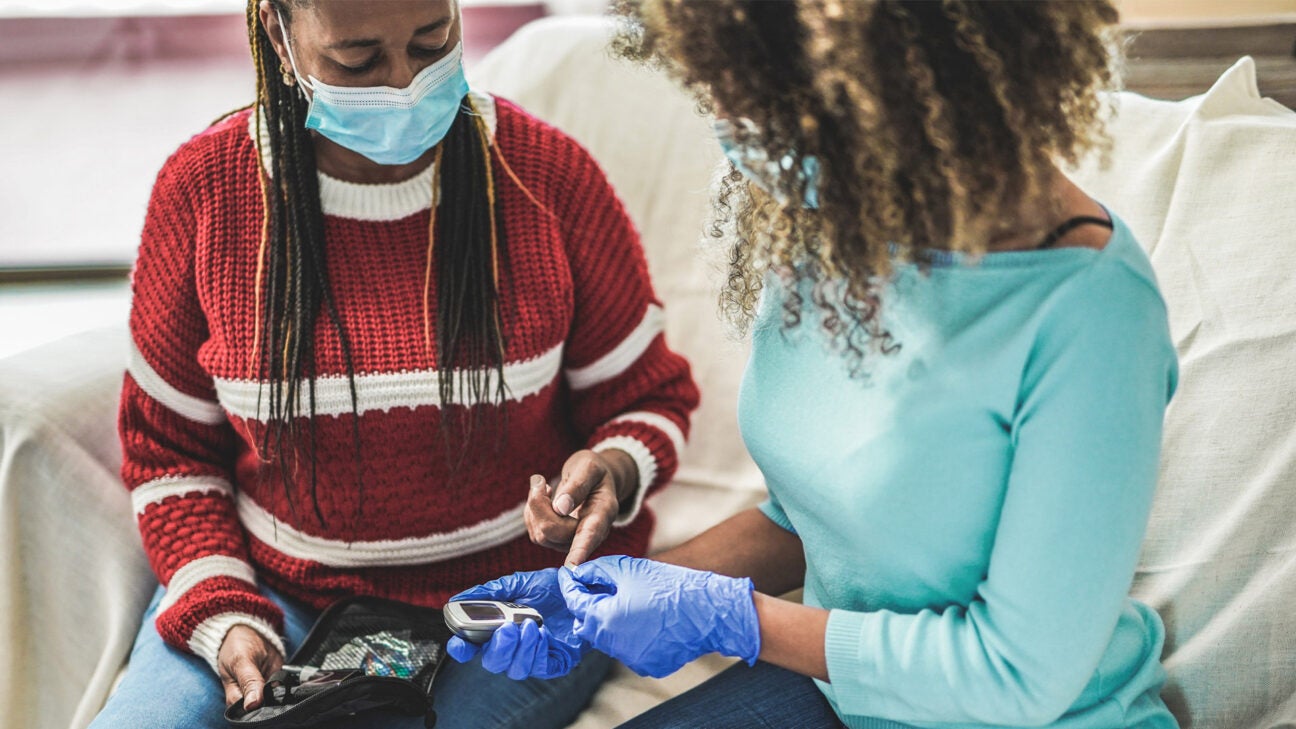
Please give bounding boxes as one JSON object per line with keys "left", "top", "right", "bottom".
{"left": 445, "top": 568, "right": 588, "bottom": 680}
{"left": 558, "top": 555, "right": 761, "bottom": 678}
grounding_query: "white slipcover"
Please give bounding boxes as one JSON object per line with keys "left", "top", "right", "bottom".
{"left": 0, "top": 15, "right": 1292, "bottom": 729}
{"left": 1071, "top": 57, "right": 1296, "bottom": 728}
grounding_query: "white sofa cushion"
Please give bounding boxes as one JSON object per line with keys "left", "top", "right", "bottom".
{"left": 0, "top": 326, "right": 157, "bottom": 729}
{"left": 1069, "top": 57, "right": 1296, "bottom": 728}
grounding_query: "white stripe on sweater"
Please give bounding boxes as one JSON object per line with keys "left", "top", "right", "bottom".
{"left": 128, "top": 341, "right": 226, "bottom": 425}
{"left": 565, "top": 305, "right": 664, "bottom": 391}
{"left": 213, "top": 343, "right": 563, "bottom": 422}
{"left": 237, "top": 497, "right": 529, "bottom": 568}
{"left": 158, "top": 555, "right": 257, "bottom": 614}
{"left": 591, "top": 435, "right": 657, "bottom": 528}
{"left": 606, "top": 411, "right": 686, "bottom": 458}
{"left": 132, "top": 474, "right": 233, "bottom": 516}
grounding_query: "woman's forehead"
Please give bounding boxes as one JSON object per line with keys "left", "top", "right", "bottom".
{"left": 292, "top": 0, "right": 456, "bottom": 41}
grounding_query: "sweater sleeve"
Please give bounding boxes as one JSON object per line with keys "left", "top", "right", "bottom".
{"left": 119, "top": 153, "right": 285, "bottom": 672}
{"left": 758, "top": 492, "right": 797, "bottom": 535}
{"left": 552, "top": 141, "right": 700, "bottom": 528}
{"left": 822, "top": 260, "right": 1178, "bottom": 725}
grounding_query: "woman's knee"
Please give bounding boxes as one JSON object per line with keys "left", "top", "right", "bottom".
{"left": 89, "top": 648, "right": 227, "bottom": 729}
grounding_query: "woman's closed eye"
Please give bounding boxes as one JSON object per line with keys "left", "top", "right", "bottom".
{"left": 332, "top": 46, "right": 448, "bottom": 76}
{"left": 333, "top": 54, "right": 379, "bottom": 75}
{"left": 410, "top": 44, "right": 449, "bottom": 60}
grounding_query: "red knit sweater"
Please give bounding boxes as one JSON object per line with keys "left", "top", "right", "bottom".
{"left": 120, "top": 93, "right": 699, "bottom": 668}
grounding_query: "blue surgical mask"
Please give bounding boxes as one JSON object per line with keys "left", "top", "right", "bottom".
{"left": 713, "top": 118, "right": 820, "bottom": 209}
{"left": 280, "top": 14, "right": 469, "bottom": 166}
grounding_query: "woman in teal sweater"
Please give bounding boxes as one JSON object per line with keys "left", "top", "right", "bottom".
{"left": 451, "top": 2, "right": 1179, "bottom": 727}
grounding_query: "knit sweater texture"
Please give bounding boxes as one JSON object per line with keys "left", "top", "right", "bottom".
{"left": 744, "top": 217, "right": 1178, "bottom": 728}
{"left": 120, "top": 93, "right": 698, "bottom": 669}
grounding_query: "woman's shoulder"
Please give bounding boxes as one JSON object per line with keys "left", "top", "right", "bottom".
{"left": 1036, "top": 217, "right": 1175, "bottom": 365}
{"left": 1082, "top": 215, "right": 1164, "bottom": 306}
{"left": 488, "top": 94, "right": 570, "bottom": 145}
{"left": 157, "top": 107, "right": 257, "bottom": 183}
{"left": 488, "top": 94, "right": 607, "bottom": 184}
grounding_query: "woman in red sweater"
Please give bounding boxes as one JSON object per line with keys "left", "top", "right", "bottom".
{"left": 90, "top": 2, "right": 697, "bottom": 727}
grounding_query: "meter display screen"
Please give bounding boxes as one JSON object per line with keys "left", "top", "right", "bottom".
{"left": 461, "top": 603, "right": 505, "bottom": 621}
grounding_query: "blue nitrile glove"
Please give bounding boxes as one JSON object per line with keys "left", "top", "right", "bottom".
{"left": 558, "top": 555, "right": 761, "bottom": 678}
{"left": 445, "top": 568, "right": 588, "bottom": 680}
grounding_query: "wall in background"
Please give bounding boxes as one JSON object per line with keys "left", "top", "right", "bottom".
{"left": 2, "top": 0, "right": 1291, "bottom": 359}
{"left": 1120, "top": 0, "right": 1296, "bottom": 23}
{"left": 0, "top": 4, "right": 546, "bottom": 270}
{"left": 0, "top": 3, "right": 551, "bottom": 359}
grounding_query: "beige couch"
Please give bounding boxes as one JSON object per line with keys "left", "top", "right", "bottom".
{"left": 2, "top": 16, "right": 1294, "bottom": 729}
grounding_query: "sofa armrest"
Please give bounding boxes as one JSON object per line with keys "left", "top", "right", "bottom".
{"left": 0, "top": 325, "right": 156, "bottom": 729}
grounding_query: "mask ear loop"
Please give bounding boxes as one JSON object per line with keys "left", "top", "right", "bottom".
{"left": 276, "top": 9, "right": 313, "bottom": 95}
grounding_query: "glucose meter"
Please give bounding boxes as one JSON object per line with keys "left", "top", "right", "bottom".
{"left": 444, "top": 600, "right": 544, "bottom": 643}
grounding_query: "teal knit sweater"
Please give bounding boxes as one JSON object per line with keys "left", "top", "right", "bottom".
{"left": 740, "top": 215, "right": 1179, "bottom": 728}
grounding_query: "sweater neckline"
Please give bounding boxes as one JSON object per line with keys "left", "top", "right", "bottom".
{"left": 889, "top": 207, "right": 1123, "bottom": 270}
{"left": 247, "top": 90, "right": 498, "bottom": 222}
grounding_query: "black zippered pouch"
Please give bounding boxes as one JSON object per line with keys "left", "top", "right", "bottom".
{"left": 224, "top": 596, "right": 452, "bottom": 729}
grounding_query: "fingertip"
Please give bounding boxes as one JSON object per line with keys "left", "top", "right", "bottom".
{"left": 552, "top": 492, "right": 574, "bottom": 517}
{"left": 448, "top": 587, "right": 485, "bottom": 602}
{"left": 564, "top": 557, "right": 593, "bottom": 578}
{"left": 563, "top": 550, "right": 584, "bottom": 569}
{"left": 446, "top": 636, "right": 479, "bottom": 663}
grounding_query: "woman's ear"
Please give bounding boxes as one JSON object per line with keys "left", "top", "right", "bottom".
{"left": 257, "top": 1, "right": 292, "bottom": 73}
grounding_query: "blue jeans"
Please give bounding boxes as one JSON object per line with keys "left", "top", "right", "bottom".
{"left": 89, "top": 585, "right": 611, "bottom": 729}
{"left": 617, "top": 660, "right": 916, "bottom": 729}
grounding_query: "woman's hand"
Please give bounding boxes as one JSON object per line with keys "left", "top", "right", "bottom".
{"left": 446, "top": 568, "right": 589, "bottom": 680}
{"left": 559, "top": 555, "right": 761, "bottom": 678}
{"left": 525, "top": 449, "right": 638, "bottom": 567}
{"left": 218, "top": 625, "right": 285, "bottom": 709}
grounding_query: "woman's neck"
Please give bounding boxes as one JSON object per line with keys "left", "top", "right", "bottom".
{"left": 983, "top": 168, "right": 1111, "bottom": 253}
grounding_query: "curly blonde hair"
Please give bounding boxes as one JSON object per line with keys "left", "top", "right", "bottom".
{"left": 615, "top": 0, "right": 1121, "bottom": 371}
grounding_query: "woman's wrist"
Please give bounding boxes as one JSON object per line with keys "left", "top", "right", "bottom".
{"left": 598, "top": 448, "right": 640, "bottom": 505}
{"left": 753, "top": 592, "right": 830, "bottom": 681}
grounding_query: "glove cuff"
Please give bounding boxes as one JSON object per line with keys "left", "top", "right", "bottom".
{"left": 707, "top": 574, "right": 762, "bottom": 665}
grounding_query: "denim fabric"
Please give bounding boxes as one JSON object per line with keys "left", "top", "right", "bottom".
{"left": 617, "top": 660, "right": 915, "bottom": 729}
{"left": 89, "top": 585, "right": 610, "bottom": 729}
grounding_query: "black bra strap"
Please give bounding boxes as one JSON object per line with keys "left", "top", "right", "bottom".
{"left": 1037, "top": 215, "right": 1113, "bottom": 250}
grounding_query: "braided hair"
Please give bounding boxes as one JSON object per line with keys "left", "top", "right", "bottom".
{"left": 245, "top": 0, "right": 509, "bottom": 525}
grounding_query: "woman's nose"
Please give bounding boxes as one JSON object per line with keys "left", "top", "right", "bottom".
{"left": 385, "top": 63, "right": 417, "bottom": 89}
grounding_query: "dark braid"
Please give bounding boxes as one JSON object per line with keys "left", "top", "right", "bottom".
{"left": 435, "top": 105, "right": 510, "bottom": 446}
{"left": 246, "top": 0, "right": 510, "bottom": 526}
